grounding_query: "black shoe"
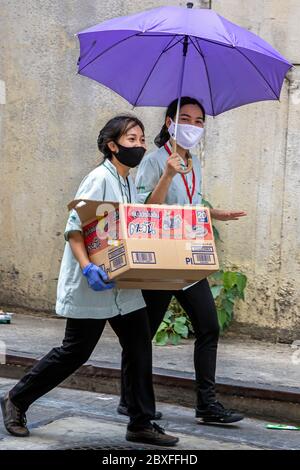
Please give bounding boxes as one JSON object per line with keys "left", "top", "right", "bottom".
{"left": 117, "top": 404, "right": 162, "bottom": 420}
{"left": 1, "top": 393, "right": 30, "bottom": 437}
{"left": 126, "top": 422, "right": 179, "bottom": 447}
{"left": 196, "top": 401, "right": 244, "bottom": 424}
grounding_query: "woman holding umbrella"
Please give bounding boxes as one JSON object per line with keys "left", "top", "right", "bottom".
{"left": 1, "top": 114, "right": 179, "bottom": 447}
{"left": 118, "top": 97, "right": 247, "bottom": 424}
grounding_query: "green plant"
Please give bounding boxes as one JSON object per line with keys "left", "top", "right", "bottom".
{"left": 209, "top": 270, "right": 247, "bottom": 331}
{"left": 154, "top": 298, "right": 194, "bottom": 346}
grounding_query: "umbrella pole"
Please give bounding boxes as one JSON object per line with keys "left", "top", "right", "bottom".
{"left": 173, "top": 36, "right": 188, "bottom": 156}
{"left": 173, "top": 3, "right": 193, "bottom": 156}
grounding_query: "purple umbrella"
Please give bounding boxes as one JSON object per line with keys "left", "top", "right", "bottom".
{"left": 77, "top": 3, "right": 292, "bottom": 118}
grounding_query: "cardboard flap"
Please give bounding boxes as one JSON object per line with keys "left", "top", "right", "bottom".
{"left": 67, "top": 199, "right": 119, "bottom": 224}
{"left": 67, "top": 199, "right": 91, "bottom": 211}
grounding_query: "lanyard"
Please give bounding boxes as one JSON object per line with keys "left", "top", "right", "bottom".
{"left": 164, "top": 143, "right": 195, "bottom": 204}
{"left": 103, "top": 161, "right": 131, "bottom": 203}
{"left": 117, "top": 173, "right": 131, "bottom": 203}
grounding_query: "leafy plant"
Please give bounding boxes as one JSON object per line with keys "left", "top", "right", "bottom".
{"left": 154, "top": 300, "right": 193, "bottom": 346}
{"left": 209, "top": 270, "right": 247, "bottom": 331}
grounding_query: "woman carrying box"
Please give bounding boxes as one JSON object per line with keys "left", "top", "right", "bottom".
{"left": 118, "top": 98, "right": 247, "bottom": 424}
{"left": 1, "top": 114, "right": 178, "bottom": 447}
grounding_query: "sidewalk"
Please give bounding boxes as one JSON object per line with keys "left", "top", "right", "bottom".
{"left": 0, "top": 312, "right": 298, "bottom": 388}
{"left": 0, "top": 312, "right": 299, "bottom": 424}
{"left": 1, "top": 377, "right": 299, "bottom": 450}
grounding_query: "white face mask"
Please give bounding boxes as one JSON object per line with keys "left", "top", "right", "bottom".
{"left": 168, "top": 119, "right": 204, "bottom": 149}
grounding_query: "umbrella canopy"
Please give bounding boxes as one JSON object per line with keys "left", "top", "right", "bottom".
{"left": 77, "top": 4, "right": 292, "bottom": 116}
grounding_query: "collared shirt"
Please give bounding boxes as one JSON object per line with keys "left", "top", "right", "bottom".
{"left": 135, "top": 142, "right": 202, "bottom": 205}
{"left": 55, "top": 159, "right": 146, "bottom": 319}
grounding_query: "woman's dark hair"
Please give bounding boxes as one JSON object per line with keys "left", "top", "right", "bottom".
{"left": 154, "top": 97, "right": 206, "bottom": 148}
{"left": 97, "top": 114, "right": 145, "bottom": 161}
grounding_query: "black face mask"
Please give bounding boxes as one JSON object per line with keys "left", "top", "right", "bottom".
{"left": 113, "top": 143, "right": 146, "bottom": 168}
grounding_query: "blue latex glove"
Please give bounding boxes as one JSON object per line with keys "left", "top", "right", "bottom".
{"left": 82, "top": 263, "right": 115, "bottom": 291}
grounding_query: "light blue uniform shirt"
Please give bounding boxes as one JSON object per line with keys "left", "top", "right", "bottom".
{"left": 55, "top": 159, "right": 146, "bottom": 319}
{"left": 135, "top": 143, "right": 202, "bottom": 205}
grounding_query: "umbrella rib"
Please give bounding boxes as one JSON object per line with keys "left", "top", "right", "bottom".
{"left": 196, "top": 37, "right": 235, "bottom": 49}
{"left": 164, "top": 37, "right": 185, "bottom": 53}
{"left": 133, "top": 35, "right": 181, "bottom": 107}
{"left": 136, "top": 33, "right": 180, "bottom": 37}
{"left": 78, "top": 32, "right": 140, "bottom": 74}
{"left": 191, "top": 37, "right": 216, "bottom": 117}
{"left": 234, "top": 47, "right": 280, "bottom": 99}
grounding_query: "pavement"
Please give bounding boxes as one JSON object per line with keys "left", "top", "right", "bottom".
{"left": 0, "top": 312, "right": 299, "bottom": 389}
{"left": 0, "top": 377, "right": 299, "bottom": 450}
{"left": 0, "top": 312, "right": 299, "bottom": 451}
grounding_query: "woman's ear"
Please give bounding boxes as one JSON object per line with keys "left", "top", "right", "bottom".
{"left": 165, "top": 116, "right": 172, "bottom": 128}
{"left": 107, "top": 141, "right": 118, "bottom": 153}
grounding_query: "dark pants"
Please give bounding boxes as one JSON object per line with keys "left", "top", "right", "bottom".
{"left": 10, "top": 308, "right": 155, "bottom": 428}
{"left": 120, "top": 279, "right": 220, "bottom": 409}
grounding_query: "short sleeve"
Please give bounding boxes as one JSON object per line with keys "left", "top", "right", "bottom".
{"left": 64, "top": 169, "right": 106, "bottom": 241}
{"left": 135, "top": 156, "right": 162, "bottom": 204}
{"left": 64, "top": 209, "right": 82, "bottom": 241}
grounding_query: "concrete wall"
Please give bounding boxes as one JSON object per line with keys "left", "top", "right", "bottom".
{"left": 0, "top": 0, "right": 299, "bottom": 341}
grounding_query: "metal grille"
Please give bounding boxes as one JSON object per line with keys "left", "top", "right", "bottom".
{"left": 67, "top": 444, "right": 154, "bottom": 450}
{"left": 66, "top": 438, "right": 169, "bottom": 450}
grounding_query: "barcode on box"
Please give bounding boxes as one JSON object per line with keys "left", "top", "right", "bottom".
{"left": 108, "top": 245, "right": 125, "bottom": 260}
{"left": 192, "top": 245, "right": 214, "bottom": 253}
{"left": 132, "top": 251, "right": 156, "bottom": 264}
{"left": 110, "top": 255, "right": 126, "bottom": 272}
{"left": 192, "top": 253, "right": 216, "bottom": 265}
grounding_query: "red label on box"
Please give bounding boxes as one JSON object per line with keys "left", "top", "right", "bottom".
{"left": 83, "top": 219, "right": 109, "bottom": 255}
{"left": 126, "top": 206, "right": 161, "bottom": 239}
{"left": 82, "top": 207, "right": 122, "bottom": 255}
{"left": 180, "top": 208, "right": 213, "bottom": 241}
{"left": 125, "top": 206, "right": 212, "bottom": 240}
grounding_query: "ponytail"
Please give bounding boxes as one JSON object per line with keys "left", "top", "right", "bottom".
{"left": 154, "top": 124, "right": 170, "bottom": 148}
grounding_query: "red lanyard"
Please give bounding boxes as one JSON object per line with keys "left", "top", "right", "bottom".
{"left": 164, "top": 143, "right": 195, "bottom": 204}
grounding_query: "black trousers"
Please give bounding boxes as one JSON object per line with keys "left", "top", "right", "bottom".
{"left": 120, "top": 279, "right": 220, "bottom": 408}
{"left": 10, "top": 308, "right": 155, "bottom": 428}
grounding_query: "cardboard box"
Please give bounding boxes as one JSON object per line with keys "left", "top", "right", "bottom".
{"left": 67, "top": 199, "right": 219, "bottom": 290}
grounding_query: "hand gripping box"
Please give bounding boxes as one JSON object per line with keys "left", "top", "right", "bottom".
{"left": 67, "top": 199, "right": 219, "bottom": 290}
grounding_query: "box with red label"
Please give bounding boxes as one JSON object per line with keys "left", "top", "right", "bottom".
{"left": 67, "top": 199, "right": 219, "bottom": 290}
